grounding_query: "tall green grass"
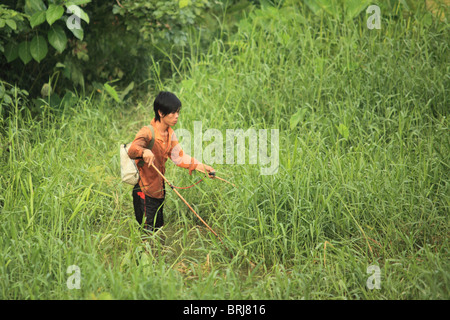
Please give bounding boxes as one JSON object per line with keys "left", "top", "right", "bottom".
{"left": 1, "top": 4, "right": 448, "bottom": 299}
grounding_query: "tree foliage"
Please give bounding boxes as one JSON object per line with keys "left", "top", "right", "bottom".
{"left": 3, "top": 0, "right": 440, "bottom": 115}
{"left": 0, "top": 0, "right": 92, "bottom": 110}
{"left": 0, "top": 0, "right": 216, "bottom": 112}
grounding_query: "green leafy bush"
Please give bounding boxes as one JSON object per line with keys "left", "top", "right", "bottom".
{"left": 0, "top": 0, "right": 91, "bottom": 113}
{"left": 0, "top": 0, "right": 217, "bottom": 113}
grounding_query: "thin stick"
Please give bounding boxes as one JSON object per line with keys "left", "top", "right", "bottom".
{"left": 214, "top": 176, "right": 237, "bottom": 188}
{"left": 150, "top": 164, "right": 232, "bottom": 256}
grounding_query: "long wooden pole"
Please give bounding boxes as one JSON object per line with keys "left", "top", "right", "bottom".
{"left": 150, "top": 164, "right": 229, "bottom": 251}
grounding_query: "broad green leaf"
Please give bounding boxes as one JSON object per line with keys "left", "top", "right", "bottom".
{"left": 69, "top": 64, "right": 85, "bottom": 88}
{"left": 179, "top": 0, "right": 190, "bottom": 9}
{"left": 337, "top": 123, "right": 349, "bottom": 139}
{"left": 30, "top": 10, "right": 46, "bottom": 28}
{"left": 48, "top": 25, "right": 67, "bottom": 53}
{"left": 65, "top": 4, "right": 90, "bottom": 24}
{"left": 345, "top": 0, "right": 371, "bottom": 20}
{"left": 315, "top": 0, "right": 339, "bottom": 18}
{"left": 103, "top": 83, "right": 121, "bottom": 102}
{"left": 66, "top": 0, "right": 92, "bottom": 5}
{"left": 4, "top": 43, "right": 19, "bottom": 63}
{"left": 30, "top": 35, "right": 48, "bottom": 63}
{"left": 46, "top": 4, "right": 64, "bottom": 26}
{"left": 0, "top": 19, "right": 5, "bottom": 28}
{"left": 5, "top": 19, "right": 17, "bottom": 30}
{"left": 69, "top": 27, "right": 84, "bottom": 40}
{"left": 19, "top": 41, "right": 32, "bottom": 64}
{"left": 78, "top": 7, "right": 90, "bottom": 24}
{"left": 48, "top": 93, "right": 61, "bottom": 109}
{"left": 119, "top": 81, "right": 134, "bottom": 101}
{"left": 290, "top": 108, "right": 307, "bottom": 130}
{"left": 2, "top": 93, "right": 12, "bottom": 105}
{"left": 422, "top": 12, "right": 433, "bottom": 27}
{"left": 61, "top": 91, "right": 78, "bottom": 109}
{"left": 24, "top": 0, "right": 47, "bottom": 16}
{"left": 303, "top": 0, "right": 323, "bottom": 15}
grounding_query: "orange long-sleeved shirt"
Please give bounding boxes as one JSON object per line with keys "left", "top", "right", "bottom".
{"left": 127, "top": 118, "right": 198, "bottom": 199}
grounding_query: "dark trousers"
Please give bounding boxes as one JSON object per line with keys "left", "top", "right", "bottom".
{"left": 132, "top": 183, "right": 165, "bottom": 231}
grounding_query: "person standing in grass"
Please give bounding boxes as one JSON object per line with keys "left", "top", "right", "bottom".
{"left": 127, "top": 91, "right": 215, "bottom": 232}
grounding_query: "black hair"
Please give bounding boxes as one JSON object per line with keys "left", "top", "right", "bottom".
{"left": 153, "top": 91, "right": 181, "bottom": 122}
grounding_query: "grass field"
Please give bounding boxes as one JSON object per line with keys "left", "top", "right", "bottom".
{"left": 0, "top": 4, "right": 449, "bottom": 300}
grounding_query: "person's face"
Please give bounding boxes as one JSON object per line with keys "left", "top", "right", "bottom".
{"left": 160, "top": 110, "right": 179, "bottom": 127}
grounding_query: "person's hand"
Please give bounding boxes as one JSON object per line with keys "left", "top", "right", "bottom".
{"left": 203, "top": 165, "right": 215, "bottom": 178}
{"left": 143, "top": 149, "right": 155, "bottom": 168}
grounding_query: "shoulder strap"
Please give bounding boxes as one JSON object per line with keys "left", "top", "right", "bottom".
{"left": 146, "top": 125, "right": 155, "bottom": 150}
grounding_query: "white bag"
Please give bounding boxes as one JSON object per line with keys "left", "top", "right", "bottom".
{"left": 120, "top": 143, "right": 140, "bottom": 185}
{"left": 120, "top": 125, "right": 154, "bottom": 185}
